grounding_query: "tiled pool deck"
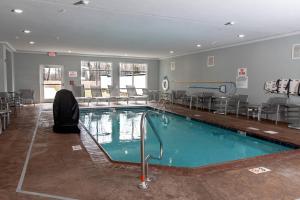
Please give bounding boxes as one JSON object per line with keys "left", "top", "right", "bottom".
{"left": 0, "top": 103, "right": 300, "bottom": 200}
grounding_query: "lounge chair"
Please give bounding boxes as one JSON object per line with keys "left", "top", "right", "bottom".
{"left": 90, "top": 86, "right": 111, "bottom": 105}
{"left": 126, "top": 85, "right": 148, "bottom": 104}
{"left": 71, "top": 85, "right": 91, "bottom": 106}
{"left": 259, "top": 97, "right": 288, "bottom": 124}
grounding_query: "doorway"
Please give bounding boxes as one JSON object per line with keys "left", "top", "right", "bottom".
{"left": 40, "top": 65, "right": 64, "bottom": 102}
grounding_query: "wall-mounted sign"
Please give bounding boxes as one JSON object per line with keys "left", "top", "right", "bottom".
{"left": 237, "top": 67, "right": 247, "bottom": 77}
{"left": 207, "top": 56, "right": 215, "bottom": 67}
{"left": 170, "top": 62, "right": 175, "bottom": 71}
{"left": 292, "top": 44, "right": 300, "bottom": 60}
{"left": 236, "top": 76, "right": 248, "bottom": 88}
{"left": 48, "top": 52, "right": 56, "bottom": 57}
{"left": 68, "top": 71, "right": 78, "bottom": 78}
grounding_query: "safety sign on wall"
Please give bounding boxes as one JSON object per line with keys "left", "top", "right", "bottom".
{"left": 237, "top": 68, "right": 247, "bottom": 77}
{"left": 236, "top": 67, "right": 248, "bottom": 88}
{"left": 68, "top": 71, "right": 78, "bottom": 78}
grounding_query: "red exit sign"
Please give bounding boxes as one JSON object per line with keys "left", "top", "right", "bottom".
{"left": 48, "top": 52, "right": 56, "bottom": 57}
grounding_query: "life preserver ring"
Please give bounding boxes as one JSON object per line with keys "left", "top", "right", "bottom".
{"left": 162, "top": 76, "right": 169, "bottom": 91}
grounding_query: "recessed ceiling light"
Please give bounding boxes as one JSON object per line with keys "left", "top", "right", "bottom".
{"left": 68, "top": 50, "right": 72, "bottom": 53}
{"left": 224, "top": 21, "right": 235, "bottom": 26}
{"left": 196, "top": 44, "right": 202, "bottom": 48}
{"left": 238, "top": 34, "right": 245, "bottom": 38}
{"left": 169, "top": 51, "right": 174, "bottom": 54}
{"left": 23, "top": 29, "right": 31, "bottom": 34}
{"left": 29, "top": 41, "right": 35, "bottom": 45}
{"left": 11, "top": 9, "right": 23, "bottom": 14}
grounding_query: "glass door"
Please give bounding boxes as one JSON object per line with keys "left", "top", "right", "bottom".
{"left": 40, "top": 65, "right": 64, "bottom": 102}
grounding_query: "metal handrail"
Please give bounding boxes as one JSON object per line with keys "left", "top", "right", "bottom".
{"left": 139, "top": 110, "right": 163, "bottom": 189}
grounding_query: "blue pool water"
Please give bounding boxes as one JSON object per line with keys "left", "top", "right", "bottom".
{"left": 80, "top": 107, "right": 292, "bottom": 168}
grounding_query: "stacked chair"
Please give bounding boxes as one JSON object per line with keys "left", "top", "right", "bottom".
{"left": 258, "top": 97, "right": 288, "bottom": 124}
{"left": 0, "top": 98, "right": 11, "bottom": 134}
{"left": 171, "top": 90, "right": 190, "bottom": 107}
{"left": 213, "top": 94, "right": 248, "bottom": 116}
{"left": 19, "top": 89, "right": 35, "bottom": 105}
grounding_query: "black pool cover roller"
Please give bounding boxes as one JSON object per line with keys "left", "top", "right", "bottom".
{"left": 53, "top": 89, "right": 80, "bottom": 133}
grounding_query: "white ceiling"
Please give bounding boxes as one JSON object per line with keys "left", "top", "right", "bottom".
{"left": 1, "top": 0, "right": 300, "bottom": 59}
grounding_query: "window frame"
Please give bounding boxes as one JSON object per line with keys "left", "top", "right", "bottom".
{"left": 80, "top": 61, "right": 113, "bottom": 97}
{"left": 119, "top": 62, "right": 148, "bottom": 90}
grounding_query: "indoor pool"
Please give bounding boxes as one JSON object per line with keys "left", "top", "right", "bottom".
{"left": 80, "top": 107, "right": 292, "bottom": 168}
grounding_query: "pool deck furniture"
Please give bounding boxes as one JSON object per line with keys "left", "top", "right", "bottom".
{"left": 126, "top": 85, "right": 148, "bottom": 104}
{"left": 19, "top": 89, "right": 35, "bottom": 105}
{"left": 171, "top": 90, "right": 190, "bottom": 107}
{"left": 259, "top": 97, "right": 288, "bottom": 125}
{"left": 90, "top": 86, "right": 111, "bottom": 105}
{"left": 286, "top": 104, "right": 300, "bottom": 129}
{"left": 247, "top": 104, "right": 261, "bottom": 120}
{"left": 71, "top": 85, "right": 92, "bottom": 106}
{"left": 148, "top": 90, "right": 160, "bottom": 102}
{"left": 0, "top": 101, "right": 11, "bottom": 134}
{"left": 201, "top": 92, "right": 215, "bottom": 111}
{"left": 0, "top": 92, "right": 22, "bottom": 113}
{"left": 213, "top": 94, "right": 249, "bottom": 117}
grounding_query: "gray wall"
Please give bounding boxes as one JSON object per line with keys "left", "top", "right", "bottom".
{"left": 0, "top": 45, "right": 4, "bottom": 91}
{"left": 160, "top": 34, "right": 300, "bottom": 104}
{"left": 0, "top": 44, "right": 15, "bottom": 92}
{"left": 6, "top": 50, "right": 13, "bottom": 91}
{"left": 15, "top": 52, "right": 159, "bottom": 102}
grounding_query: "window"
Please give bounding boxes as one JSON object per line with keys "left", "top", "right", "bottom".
{"left": 81, "top": 61, "right": 112, "bottom": 97}
{"left": 119, "top": 63, "right": 147, "bottom": 95}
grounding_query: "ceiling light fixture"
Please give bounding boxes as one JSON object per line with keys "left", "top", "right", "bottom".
{"left": 224, "top": 21, "right": 235, "bottom": 26}
{"left": 23, "top": 29, "right": 31, "bottom": 34}
{"left": 238, "top": 34, "right": 245, "bottom": 38}
{"left": 68, "top": 50, "right": 72, "bottom": 53}
{"left": 169, "top": 51, "right": 174, "bottom": 54}
{"left": 11, "top": 9, "right": 23, "bottom": 14}
{"left": 29, "top": 41, "right": 35, "bottom": 45}
{"left": 196, "top": 44, "right": 202, "bottom": 48}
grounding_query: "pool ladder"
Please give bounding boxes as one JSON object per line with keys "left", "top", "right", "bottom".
{"left": 139, "top": 110, "right": 163, "bottom": 189}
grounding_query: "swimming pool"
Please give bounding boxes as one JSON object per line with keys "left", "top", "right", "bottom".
{"left": 80, "top": 107, "right": 292, "bottom": 168}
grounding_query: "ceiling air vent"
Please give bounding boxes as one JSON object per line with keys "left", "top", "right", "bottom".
{"left": 73, "top": 0, "right": 90, "bottom": 6}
